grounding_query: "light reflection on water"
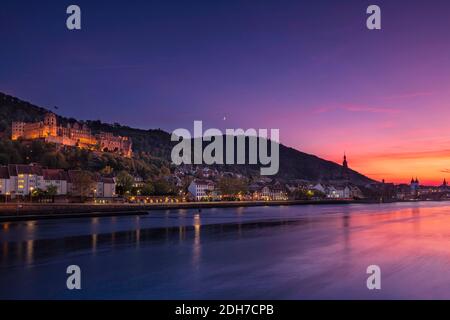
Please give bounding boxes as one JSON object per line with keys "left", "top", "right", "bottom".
{"left": 2, "top": 202, "right": 450, "bottom": 299}
{"left": 192, "top": 214, "right": 201, "bottom": 269}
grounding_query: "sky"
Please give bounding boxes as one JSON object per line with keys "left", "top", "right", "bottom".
{"left": 1, "top": 0, "right": 450, "bottom": 185}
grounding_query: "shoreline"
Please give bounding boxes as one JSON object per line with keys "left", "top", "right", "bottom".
{"left": 0, "top": 200, "right": 354, "bottom": 222}
{"left": 0, "top": 199, "right": 443, "bottom": 222}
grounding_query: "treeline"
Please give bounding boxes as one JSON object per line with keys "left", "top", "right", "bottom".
{"left": 0, "top": 93, "right": 49, "bottom": 133}
{"left": 115, "top": 170, "right": 182, "bottom": 197}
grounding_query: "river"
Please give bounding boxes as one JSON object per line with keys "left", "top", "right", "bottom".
{"left": 1, "top": 202, "right": 450, "bottom": 299}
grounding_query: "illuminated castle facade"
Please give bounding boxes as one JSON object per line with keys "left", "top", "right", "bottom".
{"left": 12, "top": 113, "right": 132, "bottom": 157}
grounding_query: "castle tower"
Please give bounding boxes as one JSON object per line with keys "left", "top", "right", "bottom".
{"left": 11, "top": 121, "right": 25, "bottom": 140}
{"left": 44, "top": 113, "right": 57, "bottom": 136}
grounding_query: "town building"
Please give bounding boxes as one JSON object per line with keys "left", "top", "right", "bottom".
{"left": 0, "top": 166, "right": 12, "bottom": 195}
{"left": 94, "top": 176, "right": 116, "bottom": 198}
{"left": 311, "top": 182, "right": 363, "bottom": 199}
{"left": 6, "top": 164, "right": 43, "bottom": 196}
{"left": 12, "top": 113, "right": 132, "bottom": 157}
{"left": 132, "top": 175, "right": 145, "bottom": 189}
{"left": 67, "top": 170, "right": 116, "bottom": 198}
{"left": 41, "top": 169, "right": 69, "bottom": 195}
{"left": 250, "top": 183, "right": 288, "bottom": 201}
{"left": 188, "top": 179, "right": 216, "bottom": 201}
{"left": 0, "top": 164, "right": 116, "bottom": 199}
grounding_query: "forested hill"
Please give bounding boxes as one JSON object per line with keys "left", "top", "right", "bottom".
{"left": 0, "top": 92, "right": 172, "bottom": 159}
{"left": 0, "top": 92, "right": 375, "bottom": 185}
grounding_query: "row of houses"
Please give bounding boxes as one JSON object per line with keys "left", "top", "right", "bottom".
{"left": 311, "top": 183, "right": 364, "bottom": 199}
{"left": 187, "top": 179, "right": 364, "bottom": 201}
{"left": 188, "top": 179, "right": 288, "bottom": 201}
{"left": 0, "top": 164, "right": 116, "bottom": 198}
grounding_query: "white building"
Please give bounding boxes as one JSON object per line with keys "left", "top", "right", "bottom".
{"left": 41, "top": 169, "right": 69, "bottom": 195}
{"left": 188, "top": 179, "right": 215, "bottom": 201}
{"left": 7, "top": 164, "right": 42, "bottom": 196}
{"left": 326, "top": 186, "right": 351, "bottom": 199}
{"left": 95, "top": 176, "right": 116, "bottom": 198}
{"left": 312, "top": 183, "right": 327, "bottom": 194}
{"left": 0, "top": 166, "right": 12, "bottom": 195}
{"left": 312, "top": 183, "right": 361, "bottom": 199}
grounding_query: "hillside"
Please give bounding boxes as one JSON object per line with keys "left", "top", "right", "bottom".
{"left": 0, "top": 92, "right": 375, "bottom": 185}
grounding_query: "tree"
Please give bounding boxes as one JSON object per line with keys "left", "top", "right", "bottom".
{"left": 160, "top": 166, "right": 171, "bottom": 177}
{"left": 141, "top": 182, "right": 155, "bottom": 196}
{"left": 71, "top": 171, "right": 95, "bottom": 198}
{"left": 41, "top": 152, "right": 68, "bottom": 169}
{"left": 0, "top": 153, "right": 8, "bottom": 165}
{"left": 46, "top": 185, "right": 58, "bottom": 197}
{"left": 31, "top": 188, "right": 46, "bottom": 197}
{"left": 153, "top": 178, "right": 173, "bottom": 196}
{"left": 100, "top": 165, "right": 113, "bottom": 175}
{"left": 217, "top": 177, "right": 248, "bottom": 197}
{"left": 116, "top": 170, "right": 134, "bottom": 195}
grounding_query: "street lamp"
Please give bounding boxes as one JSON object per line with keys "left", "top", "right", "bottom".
{"left": 29, "top": 187, "right": 34, "bottom": 203}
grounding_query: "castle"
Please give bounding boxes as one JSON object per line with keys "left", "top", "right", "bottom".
{"left": 12, "top": 113, "right": 132, "bottom": 157}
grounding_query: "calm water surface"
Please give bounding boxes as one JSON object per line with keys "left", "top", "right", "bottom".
{"left": 1, "top": 202, "right": 450, "bottom": 299}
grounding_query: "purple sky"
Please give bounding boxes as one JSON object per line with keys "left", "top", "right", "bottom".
{"left": 2, "top": 0, "right": 450, "bottom": 183}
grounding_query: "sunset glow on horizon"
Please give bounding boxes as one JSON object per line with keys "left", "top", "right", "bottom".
{"left": 2, "top": 0, "right": 450, "bottom": 185}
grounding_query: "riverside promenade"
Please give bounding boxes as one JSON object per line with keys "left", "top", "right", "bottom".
{"left": 0, "top": 200, "right": 353, "bottom": 222}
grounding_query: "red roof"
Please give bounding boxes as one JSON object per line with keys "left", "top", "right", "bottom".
{"left": 42, "top": 169, "right": 68, "bottom": 181}
{"left": 193, "top": 179, "right": 215, "bottom": 186}
{"left": 0, "top": 166, "right": 10, "bottom": 179}
{"left": 6, "top": 164, "right": 42, "bottom": 176}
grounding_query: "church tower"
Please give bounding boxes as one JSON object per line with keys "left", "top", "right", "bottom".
{"left": 410, "top": 177, "right": 419, "bottom": 197}
{"left": 342, "top": 153, "right": 349, "bottom": 181}
{"left": 441, "top": 178, "right": 448, "bottom": 190}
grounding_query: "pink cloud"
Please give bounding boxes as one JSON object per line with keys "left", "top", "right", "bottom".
{"left": 313, "top": 104, "right": 400, "bottom": 114}
{"left": 383, "top": 91, "right": 434, "bottom": 100}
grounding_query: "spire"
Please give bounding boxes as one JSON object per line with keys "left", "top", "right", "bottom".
{"left": 411, "top": 177, "right": 414, "bottom": 184}
{"left": 342, "top": 152, "right": 348, "bottom": 169}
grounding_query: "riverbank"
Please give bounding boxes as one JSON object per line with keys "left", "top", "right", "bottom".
{"left": 0, "top": 200, "right": 354, "bottom": 222}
